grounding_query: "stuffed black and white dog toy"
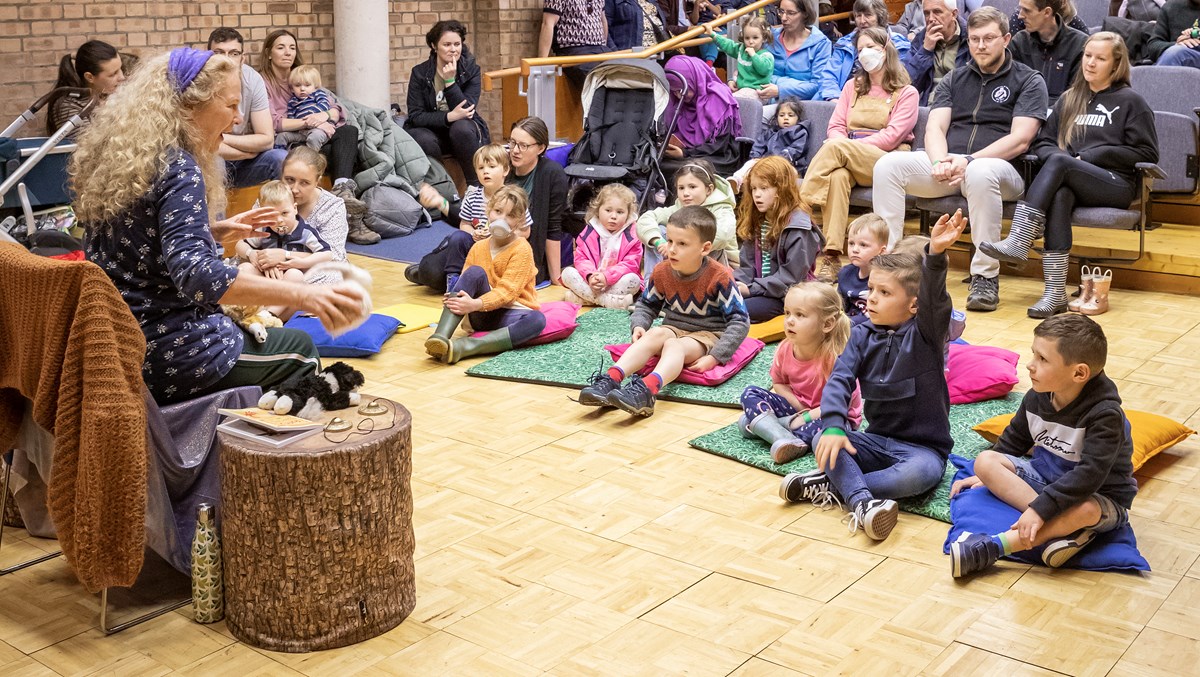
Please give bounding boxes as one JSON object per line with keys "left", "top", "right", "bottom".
{"left": 258, "top": 362, "right": 366, "bottom": 420}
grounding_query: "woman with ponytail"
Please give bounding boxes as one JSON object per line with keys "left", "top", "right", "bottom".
{"left": 46, "top": 40, "right": 126, "bottom": 137}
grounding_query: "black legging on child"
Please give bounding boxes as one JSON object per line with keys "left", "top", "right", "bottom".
{"left": 1026, "top": 153, "right": 1137, "bottom": 251}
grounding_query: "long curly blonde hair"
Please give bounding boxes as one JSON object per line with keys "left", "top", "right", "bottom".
{"left": 70, "top": 51, "right": 238, "bottom": 225}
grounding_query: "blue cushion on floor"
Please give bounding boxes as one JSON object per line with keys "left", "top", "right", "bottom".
{"left": 285, "top": 313, "right": 402, "bottom": 357}
{"left": 943, "top": 455, "right": 1149, "bottom": 572}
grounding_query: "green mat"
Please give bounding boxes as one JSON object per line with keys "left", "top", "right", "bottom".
{"left": 465, "top": 308, "right": 777, "bottom": 407}
{"left": 688, "top": 393, "right": 1023, "bottom": 522}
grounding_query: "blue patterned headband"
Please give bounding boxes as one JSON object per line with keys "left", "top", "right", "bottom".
{"left": 167, "top": 47, "right": 213, "bottom": 93}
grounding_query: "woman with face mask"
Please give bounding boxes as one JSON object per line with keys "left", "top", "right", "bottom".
{"left": 798, "top": 27, "right": 920, "bottom": 282}
{"left": 817, "top": 0, "right": 911, "bottom": 102}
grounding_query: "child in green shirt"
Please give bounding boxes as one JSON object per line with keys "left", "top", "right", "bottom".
{"left": 706, "top": 16, "right": 775, "bottom": 96}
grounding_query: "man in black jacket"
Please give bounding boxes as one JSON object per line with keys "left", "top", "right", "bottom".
{"left": 1011, "top": 0, "right": 1088, "bottom": 104}
{"left": 1147, "top": 0, "right": 1200, "bottom": 67}
{"left": 873, "top": 6, "right": 1048, "bottom": 312}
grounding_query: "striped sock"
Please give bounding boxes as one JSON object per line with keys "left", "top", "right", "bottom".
{"left": 645, "top": 372, "right": 664, "bottom": 394}
{"left": 607, "top": 366, "right": 625, "bottom": 382}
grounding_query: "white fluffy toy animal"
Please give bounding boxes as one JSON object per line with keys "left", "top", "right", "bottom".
{"left": 308, "top": 261, "right": 374, "bottom": 336}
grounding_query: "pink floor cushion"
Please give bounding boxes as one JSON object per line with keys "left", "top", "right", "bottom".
{"left": 946, "top": 343, "right": 1019, "bottom": 404}
{"left": 471, "top": 300, "right": 580, "bottom": 346}
{"left": 604, "top": 337, "right": 765, "bottom": 386}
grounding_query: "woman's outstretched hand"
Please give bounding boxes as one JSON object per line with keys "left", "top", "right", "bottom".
{"left": 213, "top": 207, "right": 279, "bottom": 245}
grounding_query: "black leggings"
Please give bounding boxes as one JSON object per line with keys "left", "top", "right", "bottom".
{"left": 408, "top": 121, "right": 484, "bottom": 185}
{"left": 321, "top": 125, "right": 358, "bottom": 182}
{"left": 1026, "top": 153, "right": 1137, "bottom": 251}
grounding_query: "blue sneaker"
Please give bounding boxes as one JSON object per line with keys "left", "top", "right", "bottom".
{"left": 950, "top": 532, "right": 1003, "bottom": 577}
{"left": 578, "top": 362, "right": 620, "bottom": 407}
{"left": 607, "top": 374, "right": 656, "bottom": 417}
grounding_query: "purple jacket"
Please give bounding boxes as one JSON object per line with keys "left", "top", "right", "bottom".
{"left": 573, "top": 221, "right": 645, "bottom": 289}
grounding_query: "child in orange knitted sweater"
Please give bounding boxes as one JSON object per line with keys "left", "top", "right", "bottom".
{"left": 425, "top": 185, "right": 546, "bottom": 364}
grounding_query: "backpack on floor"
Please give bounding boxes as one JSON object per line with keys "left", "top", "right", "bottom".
{"left": 361, "top": 184, "right": 430, "bottom": 238}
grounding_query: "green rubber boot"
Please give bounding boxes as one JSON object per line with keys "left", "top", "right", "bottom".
{"left": 425, "top": 306, "right": 465, "bottom": 362}
{"left": 444, "top": 327, "right": 514, "bottom": 364}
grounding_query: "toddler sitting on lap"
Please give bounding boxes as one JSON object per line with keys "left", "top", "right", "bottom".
{"left": 577, "top": 205, "right": 750, "bottom": 418}
{"left": 561, "top": 183, "right": 644, "bottom": 309}
{"left": 949, "top": 314, "right": 1137, "bottom": 577}
{"left": 275, "top": 65, "right": 335, "bottom": 150}
{"left": 237, "top": 180, "right": 333, "bottom": 284}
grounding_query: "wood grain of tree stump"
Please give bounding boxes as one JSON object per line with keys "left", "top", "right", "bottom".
{"left": 217, "top": 399, "right": 415, "bottom": 652}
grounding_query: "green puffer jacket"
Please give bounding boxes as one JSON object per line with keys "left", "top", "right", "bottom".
{"left": 339, "top": 98, "right": 456, "bottom": 201}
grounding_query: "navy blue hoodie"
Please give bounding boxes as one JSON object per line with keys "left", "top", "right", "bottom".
{"left": 820, "top": 247, "right": 954, "bottom": 455}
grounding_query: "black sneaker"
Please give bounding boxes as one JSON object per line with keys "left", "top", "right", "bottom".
{"left": 779, "top": 470, "right": 839, "bottom": 508}
{"left": 966, "top": 275, "right": 1000, "bottom": 312}
{"left": 1041, "top": 528, "right": 1097, "bottom": 568}
{"left": 607, "top": 374, "right": 656, "bottom": 417}
{"left": 578, "top": 365, "right": 620, "bottom": 407}
{"left": 950, "top": 532, "right": 1003, "bottom": 577}
{"left": 845, "top": 499, "right": 899, "bottom": 541}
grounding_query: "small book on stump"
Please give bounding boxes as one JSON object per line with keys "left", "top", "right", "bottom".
{"left": 217, "top": 407, "right": 325, "bottom": 448}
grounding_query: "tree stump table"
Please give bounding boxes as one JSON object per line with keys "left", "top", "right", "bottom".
{"left": 217, "top": 398, "right": 415, "bottom": 652}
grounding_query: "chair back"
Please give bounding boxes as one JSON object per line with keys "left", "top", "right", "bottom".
{"left": 798, "top": 100, "right": 837, "bottom": 169}
{"left": 912, "top": 106, "right": 931, "bottom": 151}
{"left": 1075, "top": 2, "right": 1109, "bottom": 33}
{"left": 736, "top": 96, "right": 764, "bottom": 143}
{"left": 981, "top": 0, "right": 1019, "bottom": 17}
{"left": 1131, "top": 66, "right": 1200, "bottom": 118}
{"left": 1150, "top": 110, "right": 1198, "bottom": 195}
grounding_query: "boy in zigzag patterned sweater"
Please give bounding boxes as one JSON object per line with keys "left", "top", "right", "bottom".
{"left": 578, "top": 205, "right": 750, "bottom": 417}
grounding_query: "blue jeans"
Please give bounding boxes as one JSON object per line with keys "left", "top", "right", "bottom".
{"left": 739, "top": 385, "right": 823, "bottom": 445}
{"left": 222, "top": 148, "right": 288, "bottom": 188}
{"left": 819, "top": 430, "right": 946, "bottom": 508}
{"left": 1008, "top": 456, "right": 1129, "bottom": 533}
{"left": 1158, "top": 44, "right": 1200, "bottom": 69}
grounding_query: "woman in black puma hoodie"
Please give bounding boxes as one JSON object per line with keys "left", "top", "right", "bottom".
{"left": 980, "top": 32, "right": 1158, "bottom": 319}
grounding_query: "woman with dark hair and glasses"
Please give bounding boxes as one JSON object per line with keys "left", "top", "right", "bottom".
{"left": 404, "top": 20, "right": 491, "bottom": 186}
{"left": 505, "top": 116, "right": 568, "bottom": 285}
{"left": 760, "top": 0, "right": 832, "bottom": 102}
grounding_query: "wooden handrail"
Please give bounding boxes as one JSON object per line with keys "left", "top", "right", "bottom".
{"left": 482, "top": 4, "right": 852, "bottom": 90}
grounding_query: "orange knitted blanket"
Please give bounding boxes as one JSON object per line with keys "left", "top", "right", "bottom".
{"left": 0, "top": 244, "right": 147, "bottom": 592}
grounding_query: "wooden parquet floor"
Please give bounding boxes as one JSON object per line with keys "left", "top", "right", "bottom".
{"left": 3, "top": 253, "right": 1200, "bottom": 677}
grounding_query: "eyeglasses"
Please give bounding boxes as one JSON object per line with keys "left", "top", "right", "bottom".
{"left": 778, "top": 9, "right": 802, "bottom": 17}
{"left": 212, "top": 49, "right": 244, "bottom": 58}
{"left": 968, "top": 34, "right": 1003, "bottom": 48}
{"left": 507, "top": 140, "right": 539, "bottom": 152}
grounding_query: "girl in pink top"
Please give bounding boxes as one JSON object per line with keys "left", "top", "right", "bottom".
{"left": 799, "top": 26, "right": 919, "bottom": 284}
{"left": 561, "top": 183, "right": 644, "bottom": 309}
{"left": 739, "top": 282, "right": 863, "bottom": 464}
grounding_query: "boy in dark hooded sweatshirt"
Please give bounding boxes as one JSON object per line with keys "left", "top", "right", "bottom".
{"left": 948, "top": 314, "right": 1136, "bottom": 577}
{"left": 780, "top": 209, "right": 965, "bottom": 542}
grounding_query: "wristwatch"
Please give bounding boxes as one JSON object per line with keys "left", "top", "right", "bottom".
{"left": 963, "top": 155, "right": 975, "bottom": 164}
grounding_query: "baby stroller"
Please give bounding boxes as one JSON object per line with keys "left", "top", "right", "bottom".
{"left": 0, "top": 87, "right": 93, "bottom": 256}
{"left": 564, "top": 58, "right": 681, "bottom": 235}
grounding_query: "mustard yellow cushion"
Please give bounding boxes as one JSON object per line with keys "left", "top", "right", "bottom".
{"left": 973, "top": 410, "right": 1195, "bottom": 471}
{"left": 748, "top": 316, "right": 786, "bottom": 343}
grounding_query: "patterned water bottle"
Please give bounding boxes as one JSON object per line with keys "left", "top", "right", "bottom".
{"left": 191, "top": 503, "right": 224, "bottom": 623}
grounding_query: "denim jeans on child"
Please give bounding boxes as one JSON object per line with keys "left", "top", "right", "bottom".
{"left": 818, "top": 429, "right": 946, "bottom": 507}
{"left": 1008, "top": 455, "right": 1130, "bottom": 533}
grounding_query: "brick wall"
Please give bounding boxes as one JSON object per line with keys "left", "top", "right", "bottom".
{"left": 0, "top": 0, "right": 544, "bottom": 138}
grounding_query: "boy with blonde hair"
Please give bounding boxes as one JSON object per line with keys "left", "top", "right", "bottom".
{"left": 237, "top": 180, "right": 332, "bottom": 283}
{"left": 275, "top": 65, "right": 335, "bottom": 150}
{"left": 837, "top": 213, "right": 889, "bottom": 323}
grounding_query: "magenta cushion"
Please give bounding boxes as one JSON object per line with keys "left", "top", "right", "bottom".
{"left": 604, "top": 336, "right": 765, "bottom": 386}
{"left": 471, "top": 300, "right": 580, "bottom": 346}
{"left": 946, "top": 343, "right": 1019, "bottom": 404}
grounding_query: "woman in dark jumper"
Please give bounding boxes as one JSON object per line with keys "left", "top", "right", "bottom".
{"left": 404, "top": 20, "right": 491, "bottom": 186}
{"left": 980, "top": 32, "right": 1158, "bottom": 319}
{"left": 46, "top": 40, "right": 126, "bottom": 137}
